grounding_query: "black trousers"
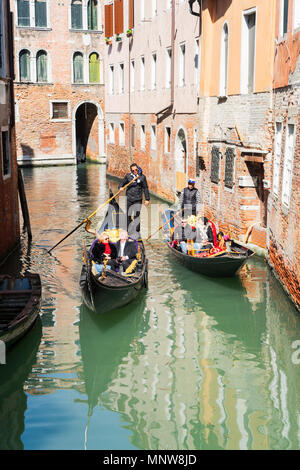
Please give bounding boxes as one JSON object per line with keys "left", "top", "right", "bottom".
{"left": 126, "top": 200, "right": 142, "bottom": 238}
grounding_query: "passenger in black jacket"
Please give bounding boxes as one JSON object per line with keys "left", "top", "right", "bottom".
{"left": 90, "top": 232, "right": 118, "bottom": 266}
{"left": 113, "top": 230, "right": 138, "bottom": 272}
{"left": 119, "top": 163, "right": 150, "bottom": 238}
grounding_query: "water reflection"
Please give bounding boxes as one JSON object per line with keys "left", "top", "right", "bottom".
{"left": 0, "top": 164, "right": 299, "bottom": 450}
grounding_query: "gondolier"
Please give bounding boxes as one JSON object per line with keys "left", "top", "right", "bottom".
{"left": 119, "top": 163, "right": 150, "bottom": 238}
{"left": 178, "top": 179, "right": 201, "bottom": 217}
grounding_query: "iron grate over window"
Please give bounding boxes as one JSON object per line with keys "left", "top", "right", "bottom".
{"left": 210, "top": 146, "right": 221, "bottom": 183}
{"left": 52, "top": 102, "right": 68, "bottom": 119}
{"left": 224, "top": 147, "right": 235, "bottom": 188}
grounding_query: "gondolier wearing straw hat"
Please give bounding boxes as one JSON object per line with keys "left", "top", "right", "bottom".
{"left": 178, "top": 179, "right": 201, "bottom": 218}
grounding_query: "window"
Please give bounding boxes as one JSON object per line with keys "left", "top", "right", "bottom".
{"left": 87, "top": 0, "right": 98, "bottom": 30}
{"left": 73, "top": 52, "right": 84, "bottom": 83}
{"left": 119, "top": 63, "right": 124, "bottom": 94}
{"left": 1, "top": 130, "right": 10, "bottom": 178}
{"left": 152, "top": 0, "right": 157, "bottom": 17}
{"left": 17, "top": 0, "right": 30, "bottom": 27}
{"left": 140, "top": 124, "right": 145, "bottom": 149}
{"left": 241, "top": 10, "right": 256, "bottom": 94}
{"left": 151, "top": 53, "right": 157, "bottom": 90}
{"left": 224, "top": 147, "right": 235, "bottom": 188}
{"left": 89, "top": 52, "right": 100, "bottom": 83}
{"left": 179, "top": 43, "right": 186, "bottom": 87}
{"left": 273, "top": 122, "right": 282, "bottom": 197}
{"left": 166, "top": 47, "right": 172, "bottom": 88}
{"left": 131, "top": 124, "right": 135, "bottom": 147}
{"left": 140, "top": 56, "right": 145, "bottom": 91}
{"left": 71, "top": 0, "right": 83, "bottom": 29}
{"left": 109, "top": 122, "right": 115, "bottom": 143}
{"left": 195, "top": 38, "right": 200, "bottom": 91}
{"left": 220, "top": 23, "right": 229, "bottom": 97}
{"left": 210, "top": 146, "right": 221, "bottom": 183}
{"left": 36, "top": 50, "right": 47, "bottom": 82}
{"left": 193, "top": 128, "right": 198, "bottom": 159}
{"left": 19, "top": 50, "right": 30, "bottom": 81}
{"left": 141, "top": 0, "right": 145, "bottom": 21}
{"left": 51, "top": 102, "right": 69, "bottom": 120}
{"left": 151, "top": 125, "right": 156, "bottom": 150}
{"left": 166, "top": 0, "right": 172, "bottom": 10}
{"left": 282, "top": 124, "right": 295, "bottom": 208}
{"left": 280, "top": 0, "right": 289, "bottom": 36}
{"left": 294, "top": 0, "right": 300, "bottom": 30}
{"left": 109, "top": 65, "right": 114, "bottom": 94}
{"left": 35, "top": 0, "right": 47, "bottom": 27}
{"left": 119, "top": 122, "right": 125, "bottom": 146}
{"left": 130, "top": 59, "right": 135, "bottom": 92}
{"left": 165, "top": 127, "right": 171, "bottom": 153}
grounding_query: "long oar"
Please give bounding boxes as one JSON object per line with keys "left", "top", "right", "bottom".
{"left": 145, "top": 209, "right": 183, "bottom": 242}
{"left": 48, "top": 175, "right": 138, "bottom": 254}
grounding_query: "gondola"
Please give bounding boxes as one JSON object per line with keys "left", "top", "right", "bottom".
{"left": 0, "top": 273, "right": 42, "bottom": 348}
{"left": 79, "top": 193, "right": 148, "bottom": 314}
{"left": 162, "top": 209, "right": 253, "bottom": 277}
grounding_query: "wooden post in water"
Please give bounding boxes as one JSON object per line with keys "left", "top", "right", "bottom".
{"left": 18, "top": 167, "right": 32, "bottom": 240}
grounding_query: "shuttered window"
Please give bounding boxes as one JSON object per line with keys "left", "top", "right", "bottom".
{"left": 35, "top": 0, "right": 47, "bottom": 27}
{"left": 71, "top": 0, "right": 83, "bottom": 29}
{"left": 210, "top": 146, "right": 221, "bottom": 183}
{"left": 273, "top": 122, "right": 282, "bottom": 196}
{"left": 17, "top": 0, "right": 30, "bottom": 27}
{"left": 87, "top": 0, "right": 98, "bottom": 31}
{"left": 51, "top": 102, "right": 68, "bottom": 119}
{"left": 128, "top": 0, "right": 134, "bottom": 29}
{"left": 89, "top": 53, "right": 100, "bottom": 83}
{"left": 36, "top": 50, "right": 47, "bottom": 82}
{"left": 282, "top": 124, "right": 295, "bottom": 208}
{"left": 114, "top": 0, "right": 124, "bottom": 35}
{"left": 105, "top": 3, "right": 113, "bottom": 37}
{"left": 2, "top": 131, "right": 10, "bottom": 177}
{"left": 224, "top": 147, "right": 235, "bottom": 188}
{"left": 19, "top": 50, "right": 30, "bottom": 81}
{"left": 73, "top": 52, "right": 84, "bottom": 83}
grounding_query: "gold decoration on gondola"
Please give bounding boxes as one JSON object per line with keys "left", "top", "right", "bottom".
{"left": 100, "top": 258, "right": 109, "bottom": 280}
{"left": 125, "top": 259, "right": 138, "bottom": 274}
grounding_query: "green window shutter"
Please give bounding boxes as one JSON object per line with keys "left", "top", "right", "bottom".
{"left": 89, "top": 53, "right": 99, "bottom": 83}
{"left": 210, "top": 146, "right": 221, "bottom": 184}
{"left": 35, "top": 0, "right": 47, "bottom": 27}
{"left": 88, "top": 0, "right": 98, "bottom": 31}
{"left": 20, "top": 50, "right": 30, "bottom": 81}
{"left": 37, "top": 51, "right": 47, "bottom": 82}
{"left": 71, "top": 1, "right": 83, "bottom": 29}
{"left": 17, "top": 0, "right": 30, "bottom": 27}
{"left": 74, "top": 53, "right": 84, "bottom": 83}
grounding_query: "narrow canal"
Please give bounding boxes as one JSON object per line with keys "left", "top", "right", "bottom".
{"left": 1, "top": 163, "right": 300, "bottom": 450}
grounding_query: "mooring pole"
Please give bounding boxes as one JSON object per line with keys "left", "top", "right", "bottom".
{"left": 18, "top": 167, "right": 32, "bottom": 240}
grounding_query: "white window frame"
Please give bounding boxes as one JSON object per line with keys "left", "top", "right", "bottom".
{"left": 119, "top": 121, "right": 125, "bottom": 146}
{"left": 166, "top": 0, "right": 172, "bottom": 10}
{"left": 50, "top": 100, "right": 71, "bottom": 122}
{"left": 69, "top": 0, "right": 102, "bottom": 32}
{"left": 273, "top": 122, "right": 283, "bottom": 197}
{"left": 130, "top": 59, "right": 135, "bottom": 92}
{"left": 36, "top": 49, "right": 51, "bottom": 83}
{"left": 109, "top": 122, "right": 115, "bottom": 144}
{"left": 240, "top": 8, "right": 256, "bottom": 95}
{"left": 166, "top": 47, "right": 172, "bottom": 89}
{"left": 165, "top": 126, "right": 171, "bottom": 154}
{"left": 279, "top": 0, "right": 289, "bottom": 37}
{"left": 151, "top": 124, "right": 157, "bottom": 151}
{"left": 109, "top": 64, "right": 114, "bottom": 95}
{"left": 194, "top": 37, "right": 200, "bottom": 92}
{"left": 140, "top": 124, "right": 146, "bottom": 150}
{"left": 293, "top": 0, "right": 300, "bottom": 31}
{"left": 152, "top": 0, "right": 157, "bottom": 17}
{"left": 179, "top": 42, "right": 186, "bottom": 87}
{"left": 119, "top": 62, "right": 124, "bottom": 94}
{"left": 151, "top": 52, "right": 157, "bottom": 90}
{"left": 1, "top": 126, "right": 11, "bottom": 180}
{"left": 140, "top": 55, "right": 145, "bottom": 91}
{"left": 141, "top": 0, "right": 145, "bottom": 22}
{"left": 219, "top": 22, "right": 229, "bottom": 97}
{"left": 15, "top": 0, "right": 51, "bottom": 29}
{"left": 281, "top": 124, "right": 295, "bottom": 209}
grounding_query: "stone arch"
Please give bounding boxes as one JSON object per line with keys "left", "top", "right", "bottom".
{"left": 174, "top": 126, "right": 188, "bottom": 193}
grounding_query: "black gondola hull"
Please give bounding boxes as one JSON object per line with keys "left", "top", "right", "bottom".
{"left": 166, "top": 242, "right": 253, "bottom": 277}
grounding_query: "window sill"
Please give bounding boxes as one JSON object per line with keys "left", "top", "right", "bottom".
{"left": 16, "top": 81, "right": 53, "bottom": 85}
{"left": 69, "top": 29, "right": 103, "bottom": 34}
{"left": 50, "top": 119, "right": 71, "bottom": 123}
{"left": 16, "top": 26, "right": 52, "bottom": 31}
{"left": 72, "top": 83, "right": 104, "bottom": 86}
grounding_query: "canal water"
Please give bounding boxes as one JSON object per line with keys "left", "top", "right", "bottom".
{"left": 1, "top": 163, "right": 300, "bottom": 450}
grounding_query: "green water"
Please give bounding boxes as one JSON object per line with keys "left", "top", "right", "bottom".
{"left": 0, "top": 163, "right": 299, "bottom": 450}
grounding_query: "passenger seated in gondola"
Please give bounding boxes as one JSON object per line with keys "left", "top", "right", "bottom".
{"left": 172, "top": 216, "right": 199, "bottom": 253}
{"left": 195, "top": 217, "right": 214, "bottom": 250}
{"left": 112, "top": 230, "right": 138, "bottom": 273}
{"left": 90, "top": 232, "right": 118, "bottom": 273}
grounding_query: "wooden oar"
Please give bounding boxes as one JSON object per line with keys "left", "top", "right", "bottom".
{"left": 145, "top": 209, "right": 183, "bottom": 242}
{"left": 47, "top": 175, "right": 138, "bottom": 254}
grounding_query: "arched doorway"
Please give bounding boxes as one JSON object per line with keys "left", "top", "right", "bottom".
{"left": 73, "top": 101, "right": 104, "bottom": 163}
{"left": 175, "top": 127, "right": 187, "bottom": 193}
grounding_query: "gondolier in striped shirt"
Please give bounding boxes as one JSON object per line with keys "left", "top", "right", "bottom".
{"left": 178, "top": 179, "right": 201, "bottom": 218}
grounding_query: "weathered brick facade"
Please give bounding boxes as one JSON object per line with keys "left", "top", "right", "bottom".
{"left": 10, "top": 0, "right": 106, "bottom": 165}
{"left": 0, "top": 0, "right": 19, "bottom": 261}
